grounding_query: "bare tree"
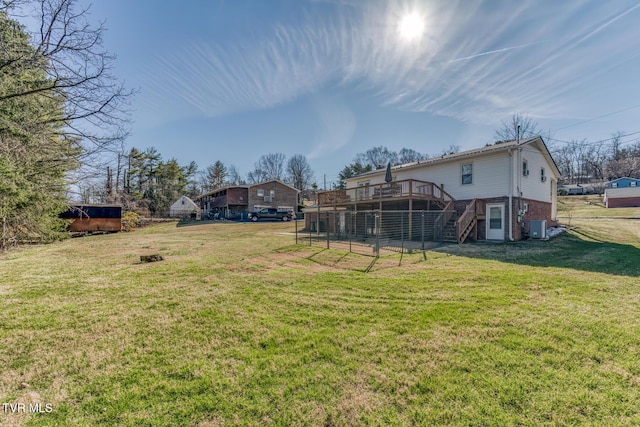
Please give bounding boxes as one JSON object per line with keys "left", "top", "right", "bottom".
{"left": 2, "top": 0, "right": 135, "bottom": 157}
{"left": 605, "top": 157, "right": 640, "bottom": 180}
{"left": 227, "top": 165, "right": 244, "bottom": 185}
{"left": 286, "top": 154, "right": 314, "bottom": 191}
{"left": 250, "top": 153, "right": 286, "bottom": 183}
{"left": 552, "top": 144, "right": 577, "bottom": 183}
{"left": 398, "top": 148, "right": 428, "bottom": 164}
{"left": 355, "top": 146, "right": 398, "bottom": 169}
{"left": 435, "top": 144, "right": 462, "bottom": 157}
{"left": 495, "top": 112, "right": 545, "bottom": 142}
{"left": 610, "top": 131, "right": 625, "bottom": 161}
{"left": 583, "top": 143, "right": 608, "bottom": 182}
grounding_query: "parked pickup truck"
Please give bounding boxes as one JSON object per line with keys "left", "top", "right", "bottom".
{"left": 249, "top": 208, "right": 294, "bottom": 222}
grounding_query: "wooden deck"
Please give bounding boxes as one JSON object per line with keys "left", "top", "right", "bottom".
{"left": 318, "top": 179, "right": 454, "bottom": 207}
{"left": 316, "top": 180, "right": 489, "bottom": 244}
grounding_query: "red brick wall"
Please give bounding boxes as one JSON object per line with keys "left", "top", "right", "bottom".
{"left": 457, "top": 197, "right": 553, "bottom": 241}
{"left": 248, "top": 181, "right": 298, "bottom": 211}
{"left": 521, "top": 198, "right": 554, "bottom": 238}
{"left": 607, "top": 197, "right": 640, "bottom": 208}
{"left": 457, "top": 197, "right": 511, "bottom": 241}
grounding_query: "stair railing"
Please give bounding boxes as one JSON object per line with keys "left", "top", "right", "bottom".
{"left": 456, "top": 199, "right": 478, "bottom": 243}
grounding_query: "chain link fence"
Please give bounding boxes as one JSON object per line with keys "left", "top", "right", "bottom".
{"left": 295, "top": 210, "right": 458, "bottom": 257}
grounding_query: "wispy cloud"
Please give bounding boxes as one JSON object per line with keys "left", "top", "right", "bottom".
{"left": 306, "top": 94, "right": 356, "bottom": 161}
{"left": 139, "top": 0, "right": 640, "bottom": 131}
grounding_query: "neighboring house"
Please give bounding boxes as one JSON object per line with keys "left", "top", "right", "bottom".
{"left": 169, "top": 196, "right": 201, "bottom": 218}
{"left": 313, "top": 136, "right": 560, "bottom": 243}
{"left": 60, "top": 204, "right": 122, "bottom": 232}
{"left": 603, "top": 187, "right": 640, "bottom": 208}
{"left": 558, "top": 184, "right": 588, "bottom": 195}
{"left": 196, "top": 185, "right": 250, "bottom": 219}
{"left": 605, "top": 177, "right": 640, "bottom": 189}
{"left": 247, "top": 180, "right": 298, "bottom": 213}
{"left": 195, "top": 180, "right": 299, "bottom": 219}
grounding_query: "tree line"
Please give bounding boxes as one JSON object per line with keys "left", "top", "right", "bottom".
{"left": 78, "top": 149, "right": 316, "bottom": 218}
{"left": 495, "top": 113, "right": 640, "bottom": 190}
{"left": 1, "top": 0, "right": 133, "bottom": 248}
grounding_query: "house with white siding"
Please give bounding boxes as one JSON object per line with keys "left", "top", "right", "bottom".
{"left": 169, "top": 195, "right": 201, "bottom": 219}
{"left": 315, "top": 136, "right": 560, "bottom": 242}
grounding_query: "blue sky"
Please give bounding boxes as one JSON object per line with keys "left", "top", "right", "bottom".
{"left": 76, "top": 0, "right": 640, "bottom": 187}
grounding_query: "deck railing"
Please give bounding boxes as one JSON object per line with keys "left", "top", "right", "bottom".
{"left": 318, "top": 179, "right": 454, "bottom": 206}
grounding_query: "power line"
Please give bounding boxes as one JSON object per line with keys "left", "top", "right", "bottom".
{"left": 547, "top": 130, "right": 640, "bottom": 146}
{"left": 553, "top": 103, "right": 640, "bottom": 132}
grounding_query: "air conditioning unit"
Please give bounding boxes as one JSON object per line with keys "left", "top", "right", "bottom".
{"left": 541, "top": 176, "right": 547, "bottom": 182}
{"left": 530, "top": 220, "right": 547, "bottom": 239}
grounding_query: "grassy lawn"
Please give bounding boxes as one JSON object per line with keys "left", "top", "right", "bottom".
{"left": 1, "top": 213, "right": 640, "bottom": 426}
{"left": 558, "top": 194, "right": 640, "bottom": 218}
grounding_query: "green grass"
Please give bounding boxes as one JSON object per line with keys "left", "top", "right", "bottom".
{"left": 558, "top": 194, "right": 640, "bottom": 218}
{"left": 1, "top": 217, "right": 640, "bottom": 426}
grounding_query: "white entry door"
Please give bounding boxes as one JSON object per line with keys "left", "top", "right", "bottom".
{"left": 486, "top": 203, "right": 505, "bottom": 241}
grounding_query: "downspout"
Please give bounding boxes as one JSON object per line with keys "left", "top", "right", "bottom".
{"left": 514, "top": 126, "right": 523, "bottom": 241}
{"left": 508, "top": 148, "right": 514, "bottom": 241}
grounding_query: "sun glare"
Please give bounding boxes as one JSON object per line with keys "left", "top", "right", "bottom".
{"left": 398, "top": 12, "right": 425, "bottom": 41}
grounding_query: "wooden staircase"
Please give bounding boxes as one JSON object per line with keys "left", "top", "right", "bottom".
{"left": 442, "top": 217, "right": 458, "bottom": 242}
{"left": 455, "top": 199, "right": 484, "bottom": 244}
{"left": 433, "top": 199, "right": 457, "bottom": 242}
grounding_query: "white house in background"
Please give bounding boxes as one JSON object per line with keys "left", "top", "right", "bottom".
{"left": 317, "top": 136, "right": 561, "bottom": 242}
{"left": 603, "top": 187, "right": 640, "bottom": 208}
{"left": 169, "top": 195, "right": 201, "bottom": 218}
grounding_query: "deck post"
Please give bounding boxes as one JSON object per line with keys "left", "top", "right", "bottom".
{"left": 421, "top": 210, "right": 425, "bottom": 250}
{"left": 408, "top": 197, "right": 413, "bottom": 240}
{"left": 326, "top": 212, "right": 330, "bottom": 249}
{"left": 317, "top": 203, "right": 321, "bottom": 241}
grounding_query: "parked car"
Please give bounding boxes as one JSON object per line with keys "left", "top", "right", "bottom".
{"left": 249, "top": 208, "right": 294, "bottom": 222}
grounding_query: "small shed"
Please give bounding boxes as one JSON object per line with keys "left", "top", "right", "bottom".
{"left": 60, "top": 205, "right": 122, "bottom": 232}
{"left": 604, "top": 187, "right": 640, "bottom": 208}
{"left": 169, "top": 196, "right": 201, "bottom": 218}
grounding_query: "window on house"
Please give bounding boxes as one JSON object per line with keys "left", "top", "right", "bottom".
{"left": 461, "top": 163, "right": 472, "bottom": 185}
{"left": 257, "top": 189, "right": 265, "bottom": 196}
{"left": 270, "top": 190, "right": 275, "bottom": 197}
{"left": 631, "top": 182, "right": 637, "bottom": 187}
{"left": 612, "top": 182, "right": 618, "bottom": 188}
{"left": 541, "top": 168, "right": 546, "bottom": 182}
{"left": 522, "top": 159, "right": 529, "bottom": 176}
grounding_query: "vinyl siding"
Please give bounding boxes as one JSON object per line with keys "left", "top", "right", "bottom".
{"left": 343, "top": 140, "right": 558, "bottom": 205}
{"left": 348, "top": 151, "right": 512, "bottom": 200}
{"left": 519, "top": 146, "right": 554, "bottom": 203}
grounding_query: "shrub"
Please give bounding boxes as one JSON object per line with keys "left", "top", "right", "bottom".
{"left": 122, "top": 211, "right": 140, "bottom": 231}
